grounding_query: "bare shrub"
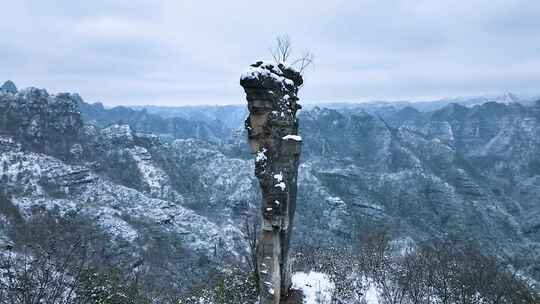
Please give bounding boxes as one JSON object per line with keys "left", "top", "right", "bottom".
{"left": 0, "top": 207, "right": 149, "bottom": 304}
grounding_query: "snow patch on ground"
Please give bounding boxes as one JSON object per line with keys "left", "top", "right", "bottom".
{"left": 101, "top": 124, "right": 133, "bottom": 142}
{"left": 292, "top": 271, "right": 334, "bottom": 304}
{"left": 127, "top": 146, "right": 169, "bottom": 194}
{"left": 95, "top": 208, "right": 139, "bottom": 242}
{"left": 362, "top": 277, "right": 381, "bottom": 304}
{"left": 365, "top": 284, "right": 380, "bottom": 304}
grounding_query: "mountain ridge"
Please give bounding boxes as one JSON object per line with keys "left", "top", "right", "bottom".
{"left": 1, "top": 81, "right": 540, "bottom": 299}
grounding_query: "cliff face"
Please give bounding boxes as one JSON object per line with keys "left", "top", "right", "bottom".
{"left": 0, "top": 84, "right": 83, "bottom": 159}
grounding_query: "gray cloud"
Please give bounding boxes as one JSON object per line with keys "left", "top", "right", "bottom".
{"left": 1, "top": 0, "right": 539, "bottom": 105}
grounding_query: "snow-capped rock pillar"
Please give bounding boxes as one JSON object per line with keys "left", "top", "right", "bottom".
{"left": 240, "top": 61, "right": 303, "bottom": 304}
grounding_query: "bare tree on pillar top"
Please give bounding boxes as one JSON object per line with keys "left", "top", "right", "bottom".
{"left": 270, "top": 34, "right": 314, "bottom": 76}
{"left": 270, "top": 35, "right": 293, "bottom": 63}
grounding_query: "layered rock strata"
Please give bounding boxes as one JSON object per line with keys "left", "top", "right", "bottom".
{"left": 240, "top": 62, "right": 303, "bottom": 303}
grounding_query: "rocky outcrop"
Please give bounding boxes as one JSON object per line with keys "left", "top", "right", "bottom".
{"left": 0, "top": 83, "right": 83, "bottom": 160}
{"left": 241, "top": 61, "right": 303, "bottom": 303}
{"left": 0, "top": 80, "right": 17, "bottom": 94}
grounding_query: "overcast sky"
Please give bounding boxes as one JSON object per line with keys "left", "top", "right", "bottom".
{"left": 1, "top": 0, "right": 540, "bottom": 106}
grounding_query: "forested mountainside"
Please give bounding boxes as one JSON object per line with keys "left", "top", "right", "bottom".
{"left": 1, "top": 81, "right": 540, "bottom": 302}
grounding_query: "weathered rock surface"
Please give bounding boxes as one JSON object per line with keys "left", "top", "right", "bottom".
{"left": 0, "top": 87, "right": 83, "bottom": 159}
{"left": 241, "top": 61, "right": 303, "bottom": 303}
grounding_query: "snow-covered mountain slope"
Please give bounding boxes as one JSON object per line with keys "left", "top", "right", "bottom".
{"left": 0, "top": 85, "right": 254, "bottom": 293}
{"left": 2, "top": 81, "right": 540, "bottom": 297}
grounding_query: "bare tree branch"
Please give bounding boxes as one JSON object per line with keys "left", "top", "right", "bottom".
{"left": 270, "top": 34, "right": 292, "bottom": 63}
{"left": 269, "top": 34, "right": 314, "bottom": 76}
{"left": 291, "top": 50, "right": 314, "bottom": 75}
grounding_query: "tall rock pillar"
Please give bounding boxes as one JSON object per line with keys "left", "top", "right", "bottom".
{"left": 240, "top": 61, "right": 303, "bottom": 304}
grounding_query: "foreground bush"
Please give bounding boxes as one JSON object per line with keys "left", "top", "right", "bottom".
{"left": 177, "top": 270, "right": 258, "bottom": 304}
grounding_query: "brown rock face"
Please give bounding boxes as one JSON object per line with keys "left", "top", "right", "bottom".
{"left": 240, "top": 61, "right": 303, "bottom": 304}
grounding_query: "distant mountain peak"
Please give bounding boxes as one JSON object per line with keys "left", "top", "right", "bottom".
{"left": 501, "top": 92, "right": 519, "bottom": 104}
{"left": 0, "top": 80, "right": 17, "bottom": 93}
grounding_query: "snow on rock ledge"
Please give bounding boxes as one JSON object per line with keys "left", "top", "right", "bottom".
{"left": 283, "top": 135, "right": 302, "bottom": 141}
{"left": 240, "top": 61, "right": 303, "bottom": 89}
